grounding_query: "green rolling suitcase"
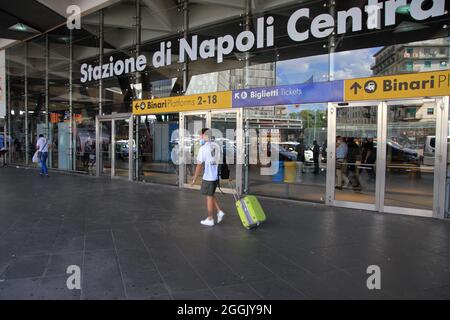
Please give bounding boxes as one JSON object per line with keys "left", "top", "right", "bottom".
{"left": 230, "top": 182, "right": 266, "bottom": 229}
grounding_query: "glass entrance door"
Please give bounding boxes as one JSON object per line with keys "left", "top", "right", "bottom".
{"left": 381, "top": 99, "right": 440, "bottom": 216}
{"left": 99, "top": 121, "right": 112, "bottom": 176}
{"left": 182, "top": 113, "right": 207, "bottom": 187}
{"left": 327, "top": 98, "right": 448, "bottom": 217}
{"left": 180, "top": 109, "right": 242, "bottom": 192}
{"left": 114, "top": 119, "right": 132, "bottom": 178}
{"left": 327, "top": 102, "right": 380, "bottom": 211}
{"left": 210, "top": 110, "right": 242, "bottom": 192}
{"left": 96, "top": 114, "right": 133, "bottom": 180}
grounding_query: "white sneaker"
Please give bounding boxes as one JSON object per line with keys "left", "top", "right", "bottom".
{"left": 217, "top": 211, "right": 225, "bottom": 224}
{"left": 201, "top": 218, "right": 214, "bottom": 227}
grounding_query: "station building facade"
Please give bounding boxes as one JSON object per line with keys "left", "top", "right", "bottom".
{"left": 2, "top": 0, "right": 450, "bottom": 219}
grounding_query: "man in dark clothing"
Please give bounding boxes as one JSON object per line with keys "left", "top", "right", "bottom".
{"left": 295, "top": 139, "right": 305, "bottom": 182}
{"left": 312, "top": 140, "right": 320, "bottom": 174}
{"left": 361, "top": 138, "right": 376, "bottom": 179}
{"left": 346, "top": 138, "right": 362, "bottom": 191}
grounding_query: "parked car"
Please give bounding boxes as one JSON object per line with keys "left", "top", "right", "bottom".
{"left": 387, "top": 140, "right": 419, "bottom": 163}
{"left": 116, "top": 139, "right": 136, "bottom": 159}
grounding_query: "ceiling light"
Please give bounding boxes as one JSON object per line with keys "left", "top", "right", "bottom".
{"left": 8, "top": 23, "right": 39, "bottom": 33}
{"left": 396, "top": 5, "right": 410, "bottom": 15}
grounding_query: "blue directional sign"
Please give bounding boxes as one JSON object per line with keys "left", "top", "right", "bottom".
{"left": 232, "top": 81, "right": 344, "bottom": 108}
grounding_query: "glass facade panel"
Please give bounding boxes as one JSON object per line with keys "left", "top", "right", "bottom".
{"left": 102, "top": 1, "right": 138, "bottom": 114}
{"left": 137, "top": 114, "right": 179, "bottom": 185}
{"left": 27, "top": 37, "right": 47, "bottom": 168}
{"left": 48, "top": 27, "right": 71, "bottom": 170}
{"left": 245, "top": 104, "right": 327, "bottom": 202}
{"left": 72, "top": 12, "right": 100, "bottom": 172}
{"left": 7, "top": 43, "right": 26, "bottom": 164}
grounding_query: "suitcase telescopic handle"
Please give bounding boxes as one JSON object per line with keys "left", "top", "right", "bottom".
{"left": 228, "top": 180, "right": 240, "bottom": 202}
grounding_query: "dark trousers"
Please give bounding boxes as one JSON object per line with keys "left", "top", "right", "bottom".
{"left": 39, "top": 152, "right": 48, "bottom": 175}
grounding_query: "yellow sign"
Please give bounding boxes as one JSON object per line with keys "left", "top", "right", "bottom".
{"left": 133, "top": 91, "right": 232, "bottom": 115}
{"left": 344, "top": 70, "right": 450, "bottom": 101}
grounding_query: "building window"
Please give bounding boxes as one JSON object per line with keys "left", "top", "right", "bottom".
{"left": 405, "top": 61, "right": 413, "bottom": 71}
{"left": 405, "top": 48, "right": 413, "bottom": 57}
{"left": 424, "top": 48, "right": 431, "bottom": 56}
{"left": 439, "top": 48, "right": 446, "bottom": 55}
{"left": 427, "top": 108, "right": 434, "bottom": 115}
{"left": 440, "top": 61, "right": 448, "bottom": 68}
{"left": 424, "top": 61, "right": 432, "bottom": 68}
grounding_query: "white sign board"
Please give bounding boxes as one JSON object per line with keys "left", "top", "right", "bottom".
{"left": 0, "top": 50, "right": 5, "bottom": 118}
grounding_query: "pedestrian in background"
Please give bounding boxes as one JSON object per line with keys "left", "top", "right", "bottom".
{"left": 335, "top": 136, "right": 348, "bottom": 189}
{"left": 36, "top": 134, "right": 49, "bottom": 177}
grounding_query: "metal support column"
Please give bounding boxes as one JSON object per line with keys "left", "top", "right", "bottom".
{"left": 182, "top": 0, "right": 189, "bottom": 93}
{"left": 45, "top": 34, "right": 50, "bottom": 168}
{"left": 99, "top": 10, "right": 104, "bottom": 116}
{"left": 328, "top": 0, "right": 336, "bottom": 81}
{"left": 95, "top": 117, "right": 100, "bottom": 177}
{"left": 243, "top": 0, "right": 251, "bottom": 88}
{"left": 111, "top": 119, "right": 116, "bottom": 177}
{"left": 69, "top": 29, "right": 74, "bottom": 171}
{"left": 241, "top": 0, "right": 251, "bottom": 195}
{"left": 7, "top": 53, "right": 11, "bottom": 164}
{"left": 134, "top": 0, "right": 141, "bottom": 181}
{"left": 243, "top": 119, "right": 249, "bottom": 194}
{"left": 24, "top": 42, "right": 29, "bottom": 165}
{"left": 179, "top": 113, "right": 185, "bottom": 187}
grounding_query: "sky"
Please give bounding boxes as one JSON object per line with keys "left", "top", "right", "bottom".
{"left": 276, "top": 47, "right": 381, "bottom": 112}
{"left": 276, "top": 47, "right": 381, "bottom": 85}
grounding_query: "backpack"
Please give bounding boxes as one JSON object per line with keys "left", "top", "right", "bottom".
{"left": 217, "top": 150, "right": 230, "bottom": 193}
{"left": 219, "top": 162, "right": 230, "bottom": 180}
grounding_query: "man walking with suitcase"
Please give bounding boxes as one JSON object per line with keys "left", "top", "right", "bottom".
{"left": 190, "top": 128, "right": 226, "bottom": 227}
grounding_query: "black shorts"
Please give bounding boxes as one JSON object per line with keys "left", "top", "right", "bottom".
{"left": 201, "top": 179, "right": 218, "bottom": 196}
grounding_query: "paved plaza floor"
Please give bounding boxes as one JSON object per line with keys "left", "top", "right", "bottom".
{"left": 0, "top": 167, "right": 449, "bottom": 300}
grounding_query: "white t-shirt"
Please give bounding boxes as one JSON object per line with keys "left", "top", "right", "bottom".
{"left": 197, "top": 141, "right": 221, "bottom": 181}
{"left": 36, "top": 137, "right": 49, "bottom": 152}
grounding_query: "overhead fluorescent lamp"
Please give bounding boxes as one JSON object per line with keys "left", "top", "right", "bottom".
{"left": 394, "top": 21, "right": 428, "bottom": 33}
{"left": 396, "top": 5, "right": 410, "bottom": 15}
{"left": 106, "top": 87, "right": 123, "bottom": 95}
{"left": 8, "top": 23, "right": 39, "bottom": 33}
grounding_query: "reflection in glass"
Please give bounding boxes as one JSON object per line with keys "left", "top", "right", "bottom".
{"left": 247, "top": 104, "right": 327, "bottom": 202}
{"left": 138, "top": 114, "right": 179, "bottom": 185}
{"left": 7, "top": 43, "right": 27, "bottom": 165}
{"left": 335, "top": 105, "right": 377, "bottom": 204}
{"left": 114, "top": 119, "right": 131, "bottom": 178}
{"left": 100, "top": 121, "right": 112, "bottom": 175}
{"left": 385, "top": 100, "right": 436, "bottom": 210}
{"left": 184, "top": 115, "right": 207, "bottom": 186}
{"left": 211, "top": 112, "right": 237, "bottom": 185}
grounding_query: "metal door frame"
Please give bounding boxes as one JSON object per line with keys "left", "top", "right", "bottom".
{"left": 95, "top": 113, "right": 133, "bottom": 181}
{"left": 326, "top": 97, "right": 449, "bottom": 218}
{"left": 179, "top": 108, "right": 243, "bottom": 194}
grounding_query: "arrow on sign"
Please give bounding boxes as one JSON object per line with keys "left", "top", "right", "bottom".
{"left": 350, "top": 82, "right": 362, "bottom": 94}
